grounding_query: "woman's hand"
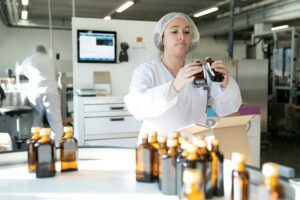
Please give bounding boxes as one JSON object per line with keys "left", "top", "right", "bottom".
{"left": 211, "top": 60, "right": 229, "bottom": 88}
{"left": 172, "top": 61, "right": 202, "bottom": 92}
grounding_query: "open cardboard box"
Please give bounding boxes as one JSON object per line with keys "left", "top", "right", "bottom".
{"left": 177, "top": 115, "right": 254, "bottom": 165}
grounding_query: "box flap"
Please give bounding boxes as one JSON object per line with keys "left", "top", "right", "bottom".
{"left": 177, "top": 124, "right": 210, "bottom": 135}
{"left": 212, "top": 115, "right": 253, "bottom": 129}
{"left": 214, "top": 126, "right": 253, "bottom": 165}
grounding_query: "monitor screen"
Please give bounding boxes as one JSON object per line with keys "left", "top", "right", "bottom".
{"left": 77, "top": 30, "right": 117, "bottom": 63}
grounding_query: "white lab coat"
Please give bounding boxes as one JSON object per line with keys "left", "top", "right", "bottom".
{"left": 17, "top": 52, "right": 63, "bottom": 145}
{"left": 124, "top": 58, "right": 242, "bottom": 143}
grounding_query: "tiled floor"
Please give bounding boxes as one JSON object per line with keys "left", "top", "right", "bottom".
{"left": 260, "top": 133, "right": 300, "bottom": 177}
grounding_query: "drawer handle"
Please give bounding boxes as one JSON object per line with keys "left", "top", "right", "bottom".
{"left": 109, "top": 106, "right": 124, "bottom": 110}
{"left": 110, "top": 117, "right": 125, "bottom": 121}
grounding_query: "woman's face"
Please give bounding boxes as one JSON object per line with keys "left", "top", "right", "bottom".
{"left": 162, "top": 17, "right": 192, "bottom": 56}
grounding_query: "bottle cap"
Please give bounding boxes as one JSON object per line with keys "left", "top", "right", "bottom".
{"left": 181, "top": 141, "right": 188, "bottom": 150}
{"left": 232, "top": 152, "right": 246, "bottom": 163}
{"left": 262, "top": 162, "right": 279, "bottom": 177}
{"left": 173, "top": 131, "right": 180, "bottom": 138}
{"left": 40, "top": 128, "right": 51, "bottom": 136}
{"left": 64, "top": 126, "right": 73, "bottom": 132}
{"left": 149, "top": 131, "right": 158, "bottom": 137}
{"left": 195, "top": 135, "right": 204, "bottom": 140}
{"left": 179, "top": 136, "right": 188, "bottom": 144}
{"left": 196, "top": 139, "right": 207, "bottom": 148}
{"left": 186, "top": 144, "right": 197, "bottom": 153}
{"left": 141, "top": 133, "right": 148, "bottom": 139}
{"left": 212, "top": 139, "right": 220, "bottom": 146}
{"left": 183, "top": 168, "right": 201, "bottom": 184}
{"left": 31, "top": 127, "right": 40, "bottom": 133}
{"left": 158, "top": 136, "right": 167, "bottom": 143}
{"left": 167, "top": 139, "right": 177, "bottom": 147}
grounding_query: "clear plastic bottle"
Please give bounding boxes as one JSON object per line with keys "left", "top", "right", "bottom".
{"left": 35, "top": 128, "right": 56, "bottom": 178}
{"left": 60, "top": 126, "right": 78, "bottom": 172}
{"left": 231, "top": 152, "right": 249, "bottom": 200}
{"left": 26, "top": 127, "right": 40, "bottom": 173}
{"left": 136, "top": 133, "right": 155, "bottom": 182}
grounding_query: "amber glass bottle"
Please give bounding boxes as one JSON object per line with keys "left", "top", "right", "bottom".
{"left": 60, "top": 126, "right": 78, "bottom": 172}
{"left": 177, "top": 136, "right": 188, "bottom": 154}
{"left": 27, "top": 127, "right": 40, "bottom": 173}
{"left": 158, "top": 136, "right": 167, "bottom": 190}
{"left": 149, "top": 131, "right": 159, "bottom": 179}
{"left": 136, "top": 133, "right": 155, "bottom": 182}
{"left": 231, "top": 152, "right": 249, "bottom": 200}
{"left": 196, "top": 139, "right": 213, "bottom": 199}
{"left": 176, "top": 141, "right": 189, "bottom": 198}
{"left": 35, "top": 128, "right": 56, "bottom": 178}
{"left": 258, "top": 162, "right": 285, "bottom": 200}
{"left": 193, "top": 60, "right": 207, "bottom": 87}
{"left": 205, "top": 57, "right": 224, "bottom": 82}
{"left": 211, "top": 139, "right": 224, "bottom": 197}
{"left": 162, "top": 138, "right": 178, "bottom": 195}
{"left": 181, "top": 168, "right": 205, "bottom": 200}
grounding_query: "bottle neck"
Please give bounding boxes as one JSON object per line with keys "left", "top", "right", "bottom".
{"left": 141, "top": 137, "right": 148, "bottom": 144}
{"left": 32, "top": 132, "right": 39, "bottom": 140}
{"left": 211, "top": 145, "right": 219, "bottom": 152}
{"left": 264, "top": 176, "right": 279, "bottom": 189}
{"left": 159, "top": 142, "right": 166, "bottom": 149}
{"left": 181, "top": 149, "right": 189, "bottom": 158}
{"left": 150, "top": 136, "right": 157, "bottom": 143}
{"left": 235, "top": 162, "right": 246, "bottom": 172}
{"left": 187, "top": 151, "right": 197, "bottom": 161}
{"left": 40, "top": 135, "right": 49, "bottom": 143}
{"left": 168, "top": 147, "right": 177, "bottom": 156}
{"left": 65, "top": 131, "right": 73, "bottom": 138}
{"left": 198, "top": 147, "right": 207, "bottom": 155}
{"left": 184, "top": 183, "right": 201, "bottom": 194}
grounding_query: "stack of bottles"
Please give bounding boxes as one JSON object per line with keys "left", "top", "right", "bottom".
{"left": 26, "top": 126, "right": 78, "bottom": 178}
{"left": 136, "top": 132, "right": 286, "bottom": 200}
{"left": 135, "top": 132, "right": 224, "bottom": 199}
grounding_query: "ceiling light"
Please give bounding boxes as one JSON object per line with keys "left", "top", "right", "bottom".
{"left": 21, "top": 10, "right": 28, "bottom": 20}
{"left": 116, "top": 1, "right": 134, "bottom": 13}
{"left": 21, "top": 0, "right": 29, "bottom": 6}
{"left": 104, "top": 16, "right": 111, "bottom": 20}
{"left": 193, "top": 7, "right": 219, "bottom": 18}
{"left": 271, "top": 25, "right": 289, "bottom": 31}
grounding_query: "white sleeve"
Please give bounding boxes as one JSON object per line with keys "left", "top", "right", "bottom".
{"left": 209, "top": 76, "right": 242, "bottom": 117}
{"left": 124, "top": 64, "right": 179, "bottom": 120}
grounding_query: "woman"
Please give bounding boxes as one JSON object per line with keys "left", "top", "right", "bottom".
{"left": 124, "top": 12, "right": 242, "bottom": 143}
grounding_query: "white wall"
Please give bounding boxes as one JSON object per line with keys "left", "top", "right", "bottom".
{"left": 72, "top": 17, "right": 157, "bottom": 95}
{"left": 0, "top": 22, "right": 72, "bottom": 76}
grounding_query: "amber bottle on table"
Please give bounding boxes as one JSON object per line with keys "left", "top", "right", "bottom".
{"left": 211, "top": 139, "right": 224, "bottom": 197}
{"left": 196, "top": 139, "right": 213, "bottom": 199}
{"left": 27, "top": 127, "right": 40, "bottom": 173}
{"left": 35, "top": 128, "right": 56, "bottom": 178}
{"left": 158, "top": 136, "right": 167, "bottom": 190}
{"left": 149, "top": 131, "right": 159, "bottom": 179}
{"left": 136, "top": 133, "right": 155, "bottom": 182}
{"left": 231, "top": 152, "right": 249, "bottom": 200}
{"left": 162, "top": 138, "right": 178, "bottom": 195}
{"left": 181, "top": 168, "right": 205, "bottom": 200}
{"left": 258, "top": 162, "right": 285, "bottom": 200}
{"left": 176, "top": 141, "right": 190, "bottom": 198}
{"left": 205, "top": 57, "right": 224, "bottom": 82}
{"left": 60, "top": 126, "right": 78, "bottom": 172}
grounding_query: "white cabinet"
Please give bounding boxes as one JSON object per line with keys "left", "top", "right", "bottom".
{"left": 74, "top": 96, "right": 140, "bottom": 148}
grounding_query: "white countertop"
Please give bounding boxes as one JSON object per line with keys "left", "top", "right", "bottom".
{"left": 0, "top": 148, "right": 214, "bottom": 200}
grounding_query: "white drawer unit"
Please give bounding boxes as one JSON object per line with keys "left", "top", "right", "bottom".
{"left": 74, "top": 96, "right": 140, "bottom": 147}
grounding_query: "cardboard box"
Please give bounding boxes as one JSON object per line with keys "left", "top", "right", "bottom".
{"left": 177, "top": 115, "right": 254, "bottom": 165}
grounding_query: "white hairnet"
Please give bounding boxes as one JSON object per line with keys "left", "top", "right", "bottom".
{"left": 153, "top": 12, "right": 200, "bottom": 52}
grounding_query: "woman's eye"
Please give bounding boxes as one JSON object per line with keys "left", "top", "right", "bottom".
{"left": 184, "top": 31, "right": 190, "bottom": 34}
{"left": 171, "top": 31, "right": 178, "bottom": 34}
